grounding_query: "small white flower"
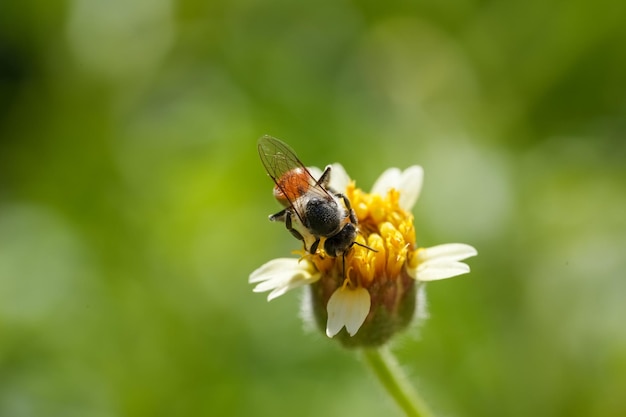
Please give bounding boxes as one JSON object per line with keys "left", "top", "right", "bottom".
{"left": 251, "top": 162, "right": 477, "bottom": 343}
{"left": 249, "top": 258, "right": 320, "bottom": 301}
{"left": 326, "top": 286, "right": 371, "bottom": 337}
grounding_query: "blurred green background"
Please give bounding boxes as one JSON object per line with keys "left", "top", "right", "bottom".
{"left": 1, "top": 0, "right": 625, "bottom": 416}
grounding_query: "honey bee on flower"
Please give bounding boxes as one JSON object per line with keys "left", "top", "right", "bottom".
{"left": 251, "top": 135, "right": 478, "bottom": 347}
{"left": 257, "top": 135, "right": 370, "bottom": 260}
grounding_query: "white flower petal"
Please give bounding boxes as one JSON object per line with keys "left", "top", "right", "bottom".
{"left": 327, "top": 163, "right": 351, "bottom": 192}
{"left": 418, "top": 243, "right": 478, "bottom": 263}
{"left": 326, "top": 286, "right": 371, "bottom": 337}
{"left": 249, "top": 258, "right": 319, "bottom": 301}
{"left": 397, "top": 166, "right": 424, "bottom": 211}
{"left": 249, "top": 258, "right": 303, "bottom": 283}
{"left": 409, "top": 243, "right": 477, "bottom": 282}
{"left": 371, "top": 166, "right": 424, "bottom": 211}
{"left": 307, "top": 164, "right": 351, "bottom": 193}
{"left": 307, "top": 166, "right": 323, "bottom": 181}
{"left": 371, "top": 167, "right": 402, "bottom": 196}
{"left": 416, "top": 260, "right": 471, "bottom": 281}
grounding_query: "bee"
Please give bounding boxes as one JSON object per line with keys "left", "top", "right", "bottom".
{"left": 257, "top": 135, "right": 366, "bottom": 260}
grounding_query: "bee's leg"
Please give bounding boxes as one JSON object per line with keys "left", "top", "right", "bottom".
{"left": 316, "top": 165, "right": 333, "bottom": 189}
{"left": 270, "top": 209, "right": 305, "bottom": 243}
{"left": 310, "top": 238, "right": 320, "bottom": 254}
{"left": 284, "top": 211, "right": 305, "bottom": 243}
{"left": 269, "top": 208, "right": 287, "bottom": 222}
{"left": 336, "top": 193, "right": 357, "bottom": 224}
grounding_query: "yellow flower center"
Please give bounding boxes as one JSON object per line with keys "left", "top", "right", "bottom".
{"left": 305, "top": 181, "right": 417, "bottom": 287}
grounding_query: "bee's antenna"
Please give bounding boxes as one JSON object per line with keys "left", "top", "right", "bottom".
{"left": 353, "top": 241, "right": 378, "bottom": 253}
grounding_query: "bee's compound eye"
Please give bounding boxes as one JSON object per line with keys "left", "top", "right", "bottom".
{"left": 305, "top": 198, "right": 340, "bottom": 236}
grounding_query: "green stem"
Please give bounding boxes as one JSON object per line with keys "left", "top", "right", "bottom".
{"left": 362, "top": 347, "right": 435, "bottom": 417}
